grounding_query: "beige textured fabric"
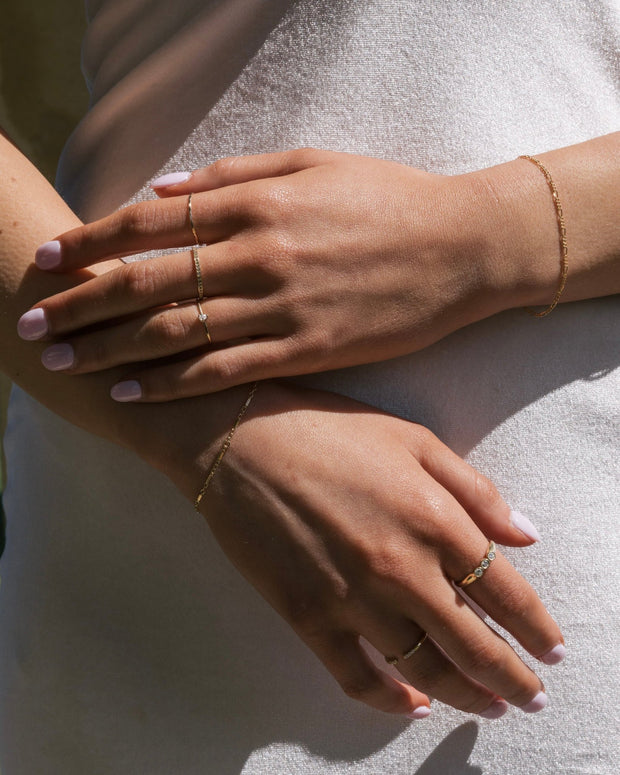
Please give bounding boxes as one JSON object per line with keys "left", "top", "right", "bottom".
{"left": 2, "top": 1, "right": 619, "bottom": 772}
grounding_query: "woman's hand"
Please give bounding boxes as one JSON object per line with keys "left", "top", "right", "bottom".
{"left": 19, "top": 149, "right": 517, "bottom": 400}
{"left": 160, "top": 380, "right": 563, "bottom": 720}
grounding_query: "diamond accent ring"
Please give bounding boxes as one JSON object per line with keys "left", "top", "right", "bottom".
{"left": 196, "top": 300, "right": 211, "bottom": 343}
{"left": 457, "top": 541, "right": 496, "bottom": 588}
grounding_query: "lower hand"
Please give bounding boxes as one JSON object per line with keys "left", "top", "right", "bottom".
{"left": 161, "top": 381, "right": 563, "bottom": 719}
{"left": 20, "top": 149, "right": 512, "bottom": 400}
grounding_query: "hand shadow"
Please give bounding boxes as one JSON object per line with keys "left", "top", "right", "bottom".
{"left": 414, "top": 722, "right": 482, "bottom": 775}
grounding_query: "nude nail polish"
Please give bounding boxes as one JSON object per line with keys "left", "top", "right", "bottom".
{"left": 406, "top": 706, "right": 431, "bottom": 720}
{"left": 41, "top": 343, "right": 74, "bottom": 371}
{"left": 35, "top": 240, "right": 62, "bottom": 270}
{"left": 510, "top": 510, "right": 542, "bottom": 542}
{"left": 520, "top": 691, "right": 548, "bottom": 713}
{"left": 539, "top": 644, "right": 566, "bottom": 665}
{"left": 150, "top": 171, "right": 192, "bottom": 188}
{"left": 479, "top": 699, "right": 509, "bottom": 719}
{"left": 110, "top": 380, "right": 142, "bottom": 402}
{"left": 17, "top": 308, "right": 48, "bottom": 340}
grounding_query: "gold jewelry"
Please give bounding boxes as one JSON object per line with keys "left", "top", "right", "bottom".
{"left": 192, "top": 245, "right": 204, "bottom": 300}
{"left": 385, "top": 632, "right": 428, "bottom": 666}
{"left": 194, "top": 382, "right": 259, "bottom": 510}
{"left": 403, "top": 632, "right": 428, "bottom": 660}
{"left": 518, "top": 155, "right": 569, "bottom": 317}
{"left": 188, "top": 193, "right": 201, "bottom": 244}
{"left": 196, "top": 301, "right": 211, "bottom": 343}
{"left": 457, "top": 540, "right": 496, "bottom": 588}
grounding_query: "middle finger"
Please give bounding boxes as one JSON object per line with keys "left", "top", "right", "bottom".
{"left": 22, "top": 243, "right": 258, "bottom": 340}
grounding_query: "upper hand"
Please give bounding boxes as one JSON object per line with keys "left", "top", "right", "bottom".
{"left": 19, "top": 149, "right": 509, "bottom": 401}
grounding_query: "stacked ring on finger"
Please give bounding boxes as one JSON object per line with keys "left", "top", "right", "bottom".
{"left": 384, "top": 632, "right": 428, "bottom": 666}
{"left": 192, "top": 245, "right": 204, "bottom": 301}
{"left": 187, "top": 192, "right": 201, "bottom": 245}
{"left": 196, "top": 300, "right": 212, "bottom": 343}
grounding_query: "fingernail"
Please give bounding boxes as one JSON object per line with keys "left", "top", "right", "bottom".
{"left": 150, "top": 171, "right": 192, "bottom": 188}
{"left": 510, "top": 510, "right": 542, "bottom": 542}
{"left": 539, "top": 643, "right": 566, "bottom": 665}
{"left": 111, "top": 380, "right": 142, "bottom": 402}
{"left": 520, "top": 691, "right": 548, "bottom": 713}
{"left": 406, "top": 705, "right": 431, "bottom": 720}
{"left": 479, "top": 699, "right": 509, "bottom": 719}
{"left": 17, "top": 308, "right": 48, "bottom": 340}
{"left": 35, "top": 240, "right": 62, "bottom": 270}
{"left": 41, "top": 343, "right": 74, "bottom": 371}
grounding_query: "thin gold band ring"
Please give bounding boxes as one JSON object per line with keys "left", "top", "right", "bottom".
{"left": 385, "top": 632, "right": 428, "bottom": 666}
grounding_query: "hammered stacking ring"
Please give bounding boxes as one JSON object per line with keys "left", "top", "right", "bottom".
{"left": 192, "top": 245, "right": 204, "bottom": 300}
{"left": 385, "top": 632, "right": 428, "bottom": 666}
{"left": 457, "top": 540, "right": 496, "bottom": 587}
{"left": 188, "top": 193, "right": 201, "bottom": 244}
{"left": 196, "top": 300, "right": 211, "bottom": 343}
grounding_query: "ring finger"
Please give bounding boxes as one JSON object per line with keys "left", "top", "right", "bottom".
{"left": 39, "top": 296, "right": 275, "bottom": 374}
{"left": 361, "top": 613, "right": 508, "bottom": 718}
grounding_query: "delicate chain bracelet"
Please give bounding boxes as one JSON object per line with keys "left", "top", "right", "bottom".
{"left": 194, "top": 382, "right": 258, "bottom": 511}
{"left": 518, "top": 155, "right": 569, "bottom": 317}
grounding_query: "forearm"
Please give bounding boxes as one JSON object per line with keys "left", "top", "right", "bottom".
{"left": 469, "top": 131, "right": 620, "bottom": 311}
{"left": 0, "top": 132, "right": 247, "bottom": 482}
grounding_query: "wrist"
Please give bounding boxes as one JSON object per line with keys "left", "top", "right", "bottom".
{"left": 458, "top": 161, "right": 561, "bottom": 313}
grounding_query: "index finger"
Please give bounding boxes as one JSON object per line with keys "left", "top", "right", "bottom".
{"left": 34, "top": 188, "right": 249, "bottom": 272}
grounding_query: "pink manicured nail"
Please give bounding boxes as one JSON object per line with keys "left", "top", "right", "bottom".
{"left": 479, "top": 699, "right": 509, "bottom": 719}
{"left": 510, "top": 510, "right": 542, "bottom": 542}
{"left": 150, "top": 171, "right": 192, "bottom": 188}
{"left": 539, "top": 644, "right": 566, "bottom": 665}
{"left": 35, "top": 240, "right": 62, "bottom": 270}
{"left": 406, "top": 706, "right": 431, "bottom": 720}
{"left": 17, "top": 308, "right": 48, "bottom": 340}
{"left": 520, "top": 691, "right": 548, "bottom": 713}
{"left": 41, "top": 343, "right": 74, "bottom": 371}
{"left": 111, "top": 380, "right": 142, "bottom": 402}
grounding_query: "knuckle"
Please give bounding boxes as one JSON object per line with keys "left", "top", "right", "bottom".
{"left": 209, "top": 354, "right": 244, "bottom": 389}
{"left": 210, "top": 155, "right": 239, "bottom": 182}
{"left": 339, "top": 675, "right": 382, "bottom": 704}
{"left": 121, "top": 260, "right": 159, "bottom": 300}
{"left": 406, "top": 660, "right": 445, "bottom": 697}
{"left": 352, "top": 536, "right": 412, "bottom": 594}
{"left": 145, "top": 310, "right": 189, "bottom": 351}
{"left": 473, "top": 470, "right": 502, "bottom": 509}
{"left": 288, "top": 146, "right": 319, "bottom": 166}
{"left": 492, "top": 580, "right": 533, "bottom": 621}
{"left": 464, "top": 640, "right": 506, "bottom": 679}
{"left": 251, "top": 182, "right": 296, "bottom": 223}
{"left": 284, "top": 597, "right": 328, "bottom": 639}
{"left": 120, "top": 202, "right": 157, "bottom": 239}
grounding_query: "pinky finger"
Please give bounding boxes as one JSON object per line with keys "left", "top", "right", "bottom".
{"left": 308, "top": 631, "right": 431, "bottom": 718}
{"left": 110, "top": 340, "right": 289, "bottom": 402}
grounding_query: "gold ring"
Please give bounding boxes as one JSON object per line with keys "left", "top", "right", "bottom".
{"left": 192, "top": 245, "right": 204, "bottom": 300}
{"left": 188, "top": 193, "right": 200, "bottom": 244}
{"left": 457, "top": 540, "right": 496, "bottom": 588}
{"left": 196, "top": 300, "right": 211, "bottom": 343}
{"left": 385, "top": 632, "right": 428, "bottom": 666}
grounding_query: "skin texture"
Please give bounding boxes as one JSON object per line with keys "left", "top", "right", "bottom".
{"left": 0, "top": 131, "right": 567, "bottom": 718}
{"left": 20, "top": 135, "right": 620, "bottom": 401}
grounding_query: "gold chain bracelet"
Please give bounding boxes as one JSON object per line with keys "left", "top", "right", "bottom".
{"left": 518, "top": 155, "right": 569, "bottom": 317}
{"left": 194, "top": 382, "right": 258, "bottom": 510}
